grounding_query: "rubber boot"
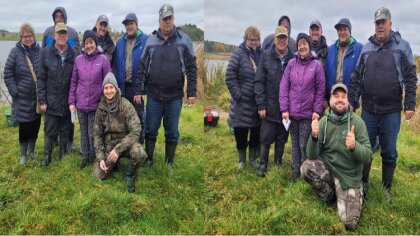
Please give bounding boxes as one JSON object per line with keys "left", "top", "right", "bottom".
{"left": 165, "top": 142, "right": 177, "bottom": 166}
{"left": 27, "top": 139, "right": 37, "bottom": 159}
{"left": 248, "top": 147, "right": 259, "bottom": 169}
{"left": 274, "top": 141, "right": 285, "bottom": 167}
{"left": 256, "top": 145, "right": 270, "bottom": 177}
{"left": 19, "top": 142, "right": 28, "bottom": 165}
{"left": 362, "top": 160, "right": 372, "bottom": 200}
{"left": 58, "top": 137, "right": 68, "bottom": 161}
{"left": 144, "top": 139, "right": 156, "bottom": 167}
{"left": 125, "top": 164, "right": 137, "bottom": 193}
{"left": 41, "top": 136, "right": 54, "bottom": 167}
{"left": 382, "top": 163, "right": 396, "bottom": 204}
{"left": 237, "top": 149, "right": 246, "bottom": 170}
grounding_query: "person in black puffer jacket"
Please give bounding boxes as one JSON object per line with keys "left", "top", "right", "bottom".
{"left": 254, "top": 26, "right": 294, "bottom": 177}
{"left": 4, "top": 23, "right": 42, "bottom": 166}
{"left": 226, "top": 26, "right": 262, "bottom": 170}
{"left": 37, "top": 22, "right": 78, "bottom": 167}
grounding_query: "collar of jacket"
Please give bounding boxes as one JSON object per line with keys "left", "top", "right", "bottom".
{"left": 335, "top": 36, "right": 355, "bottom": 48}
{"left": 81, "top": 48, "right": 100, "bottom": 59}
{"left": 124, "top": 29, "right": 142, "bottom": 40}
{"left": 295, "top": 51, "right": 317, "bottom": 64}
{"left": 322, "top": 108, "right": 352, "bottom": 144}
{"left": 155, "top": 26, "right": 180, "bottom": 41}
{"left": 272, "top": 46, "right": 292, "bottom": 60}
{"left": 93, "top": 27, "right": 113, "bottom": 43}
{"left": 369, "top": 30, "right": 400, "bottom": 47}
{"left": 99, "top": 93, "right": 121, "bottom": 112}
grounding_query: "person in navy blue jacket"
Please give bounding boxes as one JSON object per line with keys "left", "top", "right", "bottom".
{"left": 113, "top": 13, "right": 148, "bottom": 145}
{"left": 325, "top": 18, "right": 362, "bottom": 108}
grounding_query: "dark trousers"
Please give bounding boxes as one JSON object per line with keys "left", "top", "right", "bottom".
{"left": 260, "top": 119, "right": 288, "bottom": 145}
{"left": 44, "top": 113, "right": 71, "bottom": 141}
{"left": 77, "top": 110, "right": 96, "bottom": 161}
{"left": 234, "top": 126, "right": 260, "bottom": 150}
{"left": 125, "top": 83, "right": 145, "bottom": 142}
{"left": 19, "top": 116, "right": 41, "bottom": 143}
{"left": 290, "top": 119, "right": 312, "bottom": 174}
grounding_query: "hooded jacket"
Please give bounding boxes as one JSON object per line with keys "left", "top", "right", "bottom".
{"left": 262, "top": 15, "right": 297, "bottom": 53}
{"left": 4, "top": 41, "right": 41, "bottom": 122}
{"left": 68, "top": 50, "right": 111, "bottom": 112}
{"left": 279, "top": 52, "right": 325, "bottom": 120}
{"left": 94, "top": 91, "right": 140, "bottom": 161}
{"left": 306, "top": 108, "right": 372, "bottom": 189}
{"left": 42, "top": 7, "right": 80, "bottom": 51}
{"left": 226, "top": 42, "right": 262, "bottom": 128}
{"left": 348, "top": 31, "right": 417, "bottom": 113}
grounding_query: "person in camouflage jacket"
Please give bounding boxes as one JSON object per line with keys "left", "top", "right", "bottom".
{"left": 93, "top": 72, "right": 147, "bottom": 193}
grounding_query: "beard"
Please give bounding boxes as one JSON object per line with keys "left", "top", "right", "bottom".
{"left": 331, "top": 102, "right": 348, "bottom": 116}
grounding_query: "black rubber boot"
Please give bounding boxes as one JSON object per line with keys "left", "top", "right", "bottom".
{"left": 41, "top": 136, "right": 54, "bottom": 167}
{"left": 256, "top": 145, "right": 270, "bottom": 177}
{"left": 144, "top": 139, "right": 156, "bottom": 167}
{"left": 274, "top": 141, "right": 285, "bottom": 167}
{"left": 165, "top": 142, "right": 177, "bottom": 166}
{"left": 361, "top": 160, "right": 372, "bottom": 200}
{"left": 125, "top": 164, "right": 137, "bottom": 193}
{"left": 58, "top": 137, "right": 68, "bottom": 161}
{"left": 19, "top": 142, "right": 28, "bottom": 165}
{"left": 237, "top": 149, "right": 246, "bottom": 170}
{"left": 27, "top": 139, "right": 37, "bottom": 159}
{"left": 248, "top": 147, "right": 259, "bottom": 169}
{"left": 382, "top": 162, "right": 396, "bottom": 204}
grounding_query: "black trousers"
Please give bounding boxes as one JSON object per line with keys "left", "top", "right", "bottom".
{"left": 125, "top": 83, "right": 145, "bottom": 142}
{"left": 259, "top": 119, "right": 288, "bottom": 145}
{"left": 44, "top": 113, "right": 71, "bottom": 140}
{"left": 234, "top": 126, "right": 260, "bottom": 150}
{"left": 19, "top": 116, "right": 41, "bottom": 143}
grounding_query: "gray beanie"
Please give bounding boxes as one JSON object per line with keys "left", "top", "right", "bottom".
{"left": 102, "top": 72, "right": 121, "bottom": 94}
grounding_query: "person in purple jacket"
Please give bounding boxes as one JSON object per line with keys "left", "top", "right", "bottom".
{"left": 280, "top": 33, "right": 325, "bottom": 181}
{"left": 69, "top": 30, "right": 111, "bottom": 168}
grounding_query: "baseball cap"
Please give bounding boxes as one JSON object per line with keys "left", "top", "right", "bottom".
{"left": 159, "top": 4, "right": 174, "bottom": 20}
{"left": 331, "top": 83, "right": 348, "bottom": 95}
{"left": 274, "top": 26, "right": 288, "bottom": 37}
{"left": 97, "top": 14, "right": 109, "bottom": 24}
{"left": 310, "top": 20, "right": 322, "bottom": 29}
{"left": 334, "top": 18, "right": 352, "bottom": 32}
{"left": 374, "top": 7, "right": 391, "bottom": 22}
{"left": 55, "top": 22, "right": 67, "bottom": 32}
{"left": 122, "top": 13, "right": 138, "bottom": 25}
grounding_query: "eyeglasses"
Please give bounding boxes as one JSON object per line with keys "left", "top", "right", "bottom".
{"left": 247, "top": 38, "right": 260, "bottom": 43}
{"left": 21, "top": 35, "right": 33, "bottom": 39}
{"left": 276, "top": 36, "right": 288, "bottom": 42}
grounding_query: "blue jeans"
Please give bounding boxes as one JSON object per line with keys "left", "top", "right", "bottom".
{"left": 361, "top": 110, "right": 400, "bottom": 164}
{"left": 145, "top": 97, "right": 182, "bottom": 143}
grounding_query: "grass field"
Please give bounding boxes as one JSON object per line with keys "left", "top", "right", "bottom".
{"left": 0, "top": 103, "right": 204, "bottom": 234}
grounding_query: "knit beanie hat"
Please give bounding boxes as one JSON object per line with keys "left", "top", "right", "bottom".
{"left": 296, "top": 33, "right": 312, "bottom": 51}
{"left": 102, "top": 72, "right": 121, "bottom": 94}
{"left": 83, "top": 30, "right": 98, "bottom": 46}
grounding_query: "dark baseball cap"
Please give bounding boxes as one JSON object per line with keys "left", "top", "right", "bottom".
{"left": 122, "top": 13, "right": 138, "bottom": 25}
{"left": 159, "top": 4, "right": 174, "bottom": 20}
{"left": 331, "top": 83, "right": 348, "bottom": 95}
{"left": 97, "top": 14, "right": 109, "bottom": 24}
{"left": 334, "top": 18, "right": 352, "bottom": 32}
{"left": 309, "top": 20, "right": 322, "bottom": 29}
{"left": 374, "top": 7, "right": 391, "bottom": 22}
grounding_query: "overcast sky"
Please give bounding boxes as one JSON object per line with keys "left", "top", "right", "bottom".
{"left": 205, "top": 0, "right": 420, "bottom": 54}
{"left": 0, "top": 0, "right": 203, "bottom": 35}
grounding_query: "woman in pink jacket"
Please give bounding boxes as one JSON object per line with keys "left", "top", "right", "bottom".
{"left": 280, "top": 33, "right": 325, "bottom": 181}
{"left": 69, "top": 30, "right": 111, "bottom": 168}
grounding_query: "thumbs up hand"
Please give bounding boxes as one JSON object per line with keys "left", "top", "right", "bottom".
{"left": 345, "top": 125, "right": 356, "bottom": 150}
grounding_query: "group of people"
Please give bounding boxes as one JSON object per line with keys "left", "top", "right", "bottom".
{"left": 4, "top": 3, "right": 197, "bottom": 193}
{"left": 226, "top": 7, "right": 417, "bottom": 230}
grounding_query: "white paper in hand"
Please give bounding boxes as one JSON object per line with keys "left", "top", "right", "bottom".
{"left": 71, "top": 111, "right": 77, "bottom": 123}
{"left": 282, "top": 119, "right": 291, "bottom": 131}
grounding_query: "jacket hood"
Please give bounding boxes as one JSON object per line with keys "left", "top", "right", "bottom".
{"left": 52, "top": 7, "right": 67, "bottom": 24}
{"left": 278, "top": 15, "right": 292, "bottom": 36}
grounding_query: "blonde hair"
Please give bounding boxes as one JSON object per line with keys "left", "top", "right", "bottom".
{"left": 19, "top": 23, "right": 35, "bottom": 37}
{"left": 243, "top": 26, "right": 260, "bottom": 42}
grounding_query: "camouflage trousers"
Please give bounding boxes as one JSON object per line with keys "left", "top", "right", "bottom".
{"left": 93, "top": 142, "right": 146, "bottom": 180}
{"left": 301, "top": 157, "right": 364, "bottom": 230}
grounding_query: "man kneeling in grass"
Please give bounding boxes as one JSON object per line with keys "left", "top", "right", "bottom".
{"left": 301, "top": 84, "right": 372, "bottom": 230}
{"left": 93, "top": 72, "right": 147, "bottom": 193}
